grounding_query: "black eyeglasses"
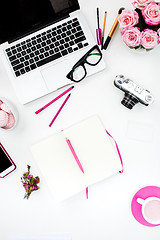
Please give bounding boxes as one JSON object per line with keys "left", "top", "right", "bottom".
{"left": 66, "top": 45, "right": 102, "bottom": 82}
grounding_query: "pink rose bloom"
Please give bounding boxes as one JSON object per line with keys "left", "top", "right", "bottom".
{"left": 118, "top": 9, "right": 139, "bottom": 28}
{"left": 141, "top": 29, "right": 158, "bottom": 48}
{"left": 121, "top": 27, "right": 141, "bottom": 47}
{"left": 142, "top": 2, "right": 160, "bottom": 25}
{"left": 132, "top": 0, "right": 154, "bottom": 10}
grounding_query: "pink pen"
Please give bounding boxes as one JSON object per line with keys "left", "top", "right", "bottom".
{"left": 49, "top": 93, "right": 71, "bottom": 127}
{"left": 66, "top": 138, "right": 88, "bottom": 198}
{"left": 96, "top": 8, "right": 102, "bottom": 45}
{"left": 66, "top": 138, "right": 84, "bottom": 173}
{"left": 35, "top": 86, "right": 74, "bottom": 114}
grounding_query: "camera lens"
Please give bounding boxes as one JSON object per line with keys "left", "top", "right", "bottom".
{"left": 121, "top": 92, "right": 139, "bottom": 109}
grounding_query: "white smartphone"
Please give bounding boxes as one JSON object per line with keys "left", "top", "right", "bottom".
{"left": 0, "top": 143, "right": 16, "bottom": 178}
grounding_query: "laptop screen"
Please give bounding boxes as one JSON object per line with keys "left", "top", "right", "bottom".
{"left": 0, "top": 0, "right": 79, "bottom": 44}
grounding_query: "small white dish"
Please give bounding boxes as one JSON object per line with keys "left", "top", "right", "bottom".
{"left": 0, "top": 97, "right": 18, "bottom": 130}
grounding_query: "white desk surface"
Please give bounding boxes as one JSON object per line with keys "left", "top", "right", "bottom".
{"left": 0, "top": 0, "right": 160, "bottom": 239}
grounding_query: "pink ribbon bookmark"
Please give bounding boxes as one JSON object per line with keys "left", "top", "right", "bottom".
{"left": 106, "top": 130, "right": 124, "bottom": 173}
{"left": 86, "top": 187, "right": 88, "bottom": 199}
{"left": 85, "top": 130, "right": 124, "bottom": 199}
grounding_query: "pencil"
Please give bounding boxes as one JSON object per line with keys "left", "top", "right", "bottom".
{"left": 96, "top": 8, "right": 102, "bottom": 45}
{"left": 97, "top": 8, "right": 100, "bottom": 28}
{"left": 35, "top": 86, "right": 74, "bottom": 114}
{"left": 101, "top": 11, "right": 107, "bottom": 49}
{"left": 49, "top": 93, "right": 71, "bottom": 127}
{"left": 103, "top": 7, "right": 125, "bottom": 50}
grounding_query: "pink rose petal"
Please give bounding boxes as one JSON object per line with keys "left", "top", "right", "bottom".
{"left": 3, "top": 113, "right": 15, "bottom": 129}
{"left": 142, "top": 2, "right": 160, "bottom": 25}
{"left": 0, "top": 110, "right": 9, "bottom": 127}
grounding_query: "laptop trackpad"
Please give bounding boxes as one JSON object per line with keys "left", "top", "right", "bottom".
{"left": 41, "top": 60, "right": 72, "bottom": 90}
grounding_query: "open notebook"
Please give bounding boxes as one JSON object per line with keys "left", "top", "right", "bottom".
{"left": 31, "top": 115, "right": 123, "bottom": 201}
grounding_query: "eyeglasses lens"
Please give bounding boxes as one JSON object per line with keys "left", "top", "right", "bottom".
{"left": 72, "top": 65, "right": 86, "bottom": 81}
{"left": 86, "top": 49, "right": 101, "bottom": 65}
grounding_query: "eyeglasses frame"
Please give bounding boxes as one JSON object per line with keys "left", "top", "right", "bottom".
{"left": 66, "top": 45, "right": 102, "bottom": 82}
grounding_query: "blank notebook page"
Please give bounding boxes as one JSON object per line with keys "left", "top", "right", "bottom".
{"left": 64, "top": 115, "right": 122, "bottom": 185}
{"left": 31, "top": 115, "right": 122, "bottom": 201}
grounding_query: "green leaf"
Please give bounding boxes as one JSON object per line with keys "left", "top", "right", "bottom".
{"left": 146, "top": 48, "right": 153, "bottom": 51}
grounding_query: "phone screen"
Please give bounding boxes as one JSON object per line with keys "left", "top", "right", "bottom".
{"left": 0, "top": 146, "right": 13, "bottom": 173}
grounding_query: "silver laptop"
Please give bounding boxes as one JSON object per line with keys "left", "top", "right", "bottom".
{"left": 0, "top": 0, "right": 105, "bottom": 104}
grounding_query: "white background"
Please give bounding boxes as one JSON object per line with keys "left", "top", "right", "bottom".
{"left": 0, "top": 0, "right": 160, "bottom": 239}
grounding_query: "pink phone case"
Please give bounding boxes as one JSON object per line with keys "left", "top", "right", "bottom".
{"left": 0, "top": 143, "right": 16, "bottom": 178}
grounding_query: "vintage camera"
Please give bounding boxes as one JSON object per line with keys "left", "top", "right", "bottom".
{"left": 114, "top": 75, "right": 154, "bottom": 109}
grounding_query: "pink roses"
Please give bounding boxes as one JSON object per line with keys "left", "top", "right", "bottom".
{"left": 141, "top": 29, "right": 159, "bottom": 48}
{"left": 132, "top": 0, "right": 154, "bottom": 10}
{"left": 142, "top": 2, "right": 160, "bottom": 25}
{"left": 121, "top": 27, "right": 158, "bottom": 49}
{"left": 121, "top": 27, "right": 141, "bottom": 47}
{"left": 118, "top": 1, "right": 160, "bottom": 50}
{"left": 118, "top": 9, "right": 139, "bottom": 28}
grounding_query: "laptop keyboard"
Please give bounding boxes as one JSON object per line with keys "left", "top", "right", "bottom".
{"left": 5, "top": 18, "right": 89, "bottom": 77}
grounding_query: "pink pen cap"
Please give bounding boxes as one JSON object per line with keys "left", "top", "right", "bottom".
{"left": 96, "top": 28, "right": 102, "bottom": 45}
{"left": 96, "top": 8, "right": 102, "bottom": 45}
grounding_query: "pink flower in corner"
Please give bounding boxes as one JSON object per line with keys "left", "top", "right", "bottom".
{"left": 121, "top": 27, "right": 141, "bottom": 47}
{"left": 141, "top": 29, "right": 158, "bottom": 48}
{"left": 142, "top": 2, "right": 160, "bottom": 25}
{"left": 21, "top": 165, "right": 40, "bottom": 200}
{"left": 24, "top": 184, "right": 29, "bottom": 189}
{"left": 35, "top": 176, "right": 40, "bottom": 183}
{"left": 27, "top": 174, "right": 33, "bottom": 178}
{"left": 132, "top": 0, "right": 154, "bottom": 10}
{"left": 118, "top": 9, "right": 139, "bottom": 28}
